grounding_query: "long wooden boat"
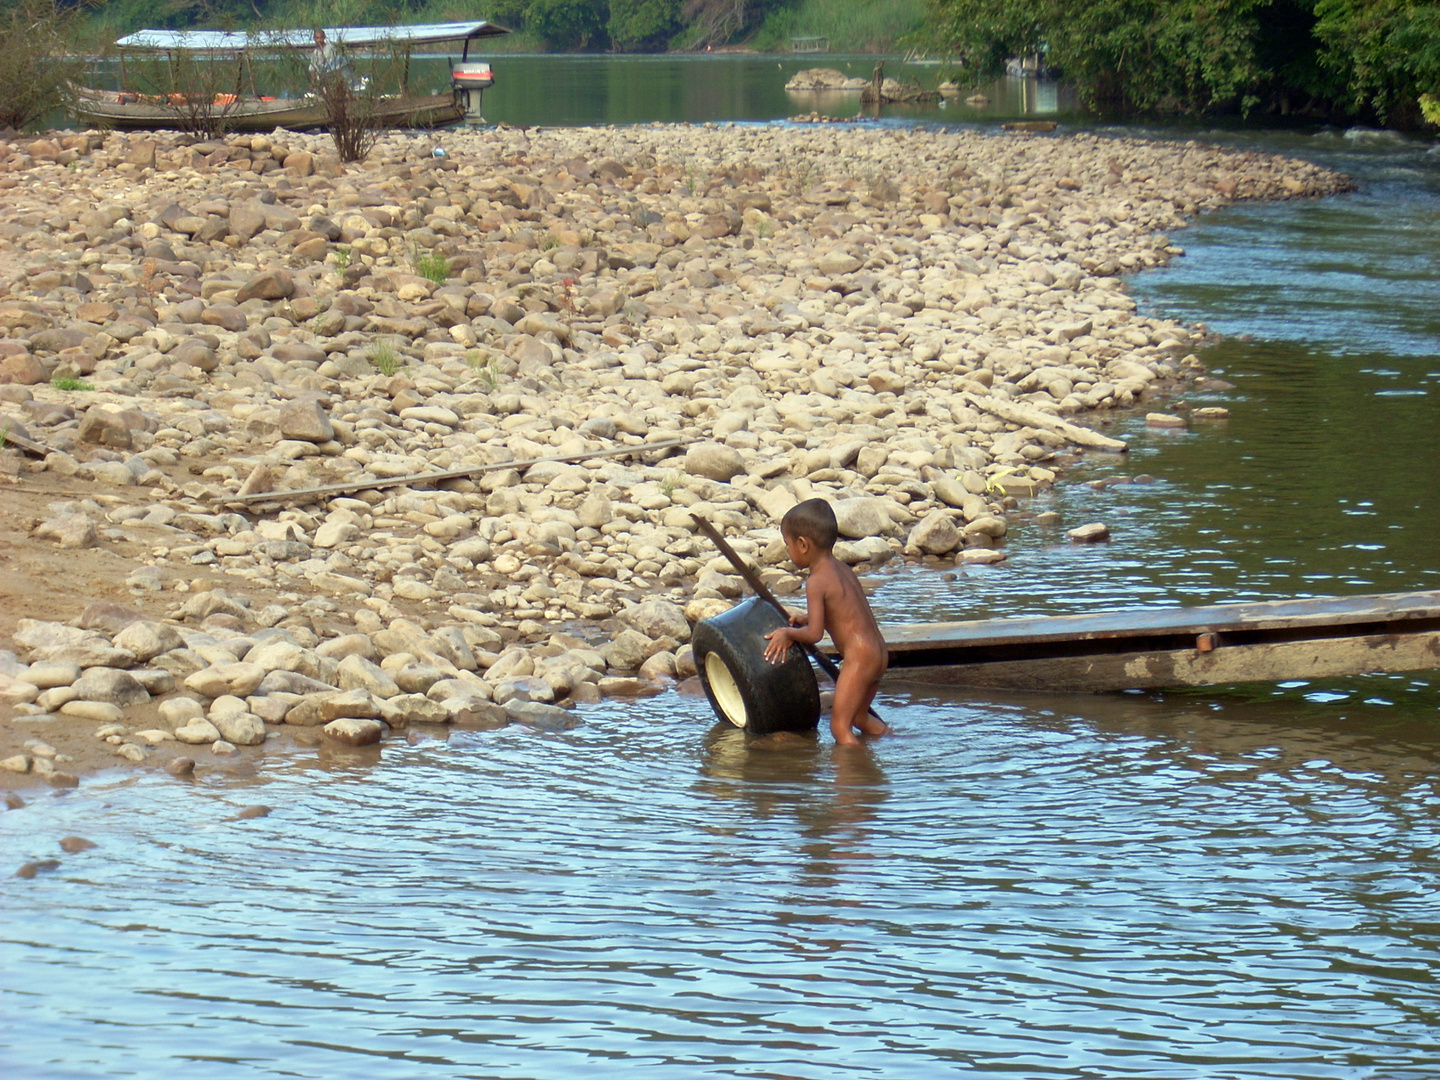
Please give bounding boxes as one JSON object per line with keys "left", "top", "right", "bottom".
{"left": 74, "top": 87, "right": 468, "bottom": 132}
{"left": 74, "top": 20, "right": 507, "bottom": 133}
{"left": 821, "top": 590, "right": 1440, "bottom": 693}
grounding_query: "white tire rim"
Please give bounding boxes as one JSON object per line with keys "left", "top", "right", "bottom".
{"left": 705, "top": 652, "right": 748, "bottom": 728}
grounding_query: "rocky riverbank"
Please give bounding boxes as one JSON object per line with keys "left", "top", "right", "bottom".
{"left": 0, "top": 121, "right": 1351, "bottom": 792}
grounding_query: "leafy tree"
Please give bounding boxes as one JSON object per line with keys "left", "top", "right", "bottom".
{"left": 529, "top": 0, "right": 609, "bottom": 49}
{"left": 608, "top": 0, "right": 680, "bottom": 50}
{"left": 920, "top": 0, "right": 1293, "bottom": 115}
{"left": 1312, "top": 0, "right": 1440, "bottom": 123}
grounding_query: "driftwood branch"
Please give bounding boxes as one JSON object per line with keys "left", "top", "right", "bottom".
{"left": 961, "top": 392, "right": 1129, "bottom": 452}
{"left": 222, "top": 437, "right": 691, "bottom": 511}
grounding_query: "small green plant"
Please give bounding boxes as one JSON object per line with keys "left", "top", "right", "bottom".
{"left": 413, "top": 247, "right": 451, "bottom": 284}
{"left": 51, "top": 376, "right": 94, "bottom": 392}
{"left": 467, "top": 350, "right": 501, "bottom": 390}
{"left": 659, "top": 471, "right": 681, "bottom": 498}
{"left": 369, "top": 340, "right": 402, "bottom": 377}
{"left": 754, "top": 218, "right": 774, "bottom": 240}
{"left": 540, "top": 233, "right": 561, "bottom": 252}
{"left": 333, "top": 244, "right": 351, "bottom": 274}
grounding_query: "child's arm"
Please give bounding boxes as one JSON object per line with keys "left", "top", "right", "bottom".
{"left": 763, "top": 579, "right": 827, "bottom": 663}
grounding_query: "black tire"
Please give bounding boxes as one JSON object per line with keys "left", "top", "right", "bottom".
{"left": 692, "top": 596, "right": 820, "bottom": 735}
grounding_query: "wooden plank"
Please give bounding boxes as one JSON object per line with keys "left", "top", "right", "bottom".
{"left": 222, "top": 438, "right": 689, "bottom": 509}
{"left": 0, "top": 423, "right": 54, "bottom": 458}
{"left": 881, "top": 629, "right": 1440, "bottom": 693}
{"left": 879, "top": 591, "right": 1440, "bottom": 653}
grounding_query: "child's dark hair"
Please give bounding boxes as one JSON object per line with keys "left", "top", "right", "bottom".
{"left": 781, "top": 498, "right": 838, "bottom": 549}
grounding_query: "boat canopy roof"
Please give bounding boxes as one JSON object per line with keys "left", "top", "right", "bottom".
{"left": 114, "top": 21, "right": 509, "bottom": 53}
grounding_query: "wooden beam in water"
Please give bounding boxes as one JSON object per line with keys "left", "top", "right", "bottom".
{"left": 833, "top": 591, "right": 1440, "bottom": 692}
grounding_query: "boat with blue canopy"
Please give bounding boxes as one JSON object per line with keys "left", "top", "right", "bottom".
{"left": 74, "top": 20, "right": 508, "bottom": 132}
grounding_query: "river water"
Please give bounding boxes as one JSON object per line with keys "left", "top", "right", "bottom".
{"left": 6, "top": 60, "right": 1439, "bottom": 1079}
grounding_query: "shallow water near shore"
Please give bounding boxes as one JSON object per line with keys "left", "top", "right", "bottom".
{"left": 5, "top": 688, "right": 1440, "bottom": 1078}
{"left": 6, "top": 109, "right": 1440, "bottom": 1076}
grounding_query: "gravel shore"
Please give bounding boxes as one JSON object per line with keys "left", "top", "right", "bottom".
{"left": 0, "top": 121, "right": 1351, "bottom": 792}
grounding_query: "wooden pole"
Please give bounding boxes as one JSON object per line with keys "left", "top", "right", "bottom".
{"left": 223, "top": 437, "right": 689, "bottom": 509}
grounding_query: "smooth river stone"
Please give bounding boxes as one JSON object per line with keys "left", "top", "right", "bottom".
{"left": 184, "top": 663, "right": 267, "bottom": 698}
{"left": 322, "top": 717, "right": 385, "bottom": 746}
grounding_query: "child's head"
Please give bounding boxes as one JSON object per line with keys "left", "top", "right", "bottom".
{"left": 780, "top": 499, "right": 838, "bottom": 558}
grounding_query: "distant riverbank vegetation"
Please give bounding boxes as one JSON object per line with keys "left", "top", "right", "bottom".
{"left": 917, "top": 0, "right": 1440, "bottom": 128}
{"left": 74, "top": 0, "right": 925, "bottom": 53}
{"left": 3, "top": 0, "right": 1438, "bottom": 132}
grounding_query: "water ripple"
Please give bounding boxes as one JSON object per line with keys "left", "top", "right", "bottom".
{"left": 5, "top": 691, "right": 1440, "bottom": 1079}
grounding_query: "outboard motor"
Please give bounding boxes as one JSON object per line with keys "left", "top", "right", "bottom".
{"left": 452, "top": 62, "right": 494, "bottom": 116}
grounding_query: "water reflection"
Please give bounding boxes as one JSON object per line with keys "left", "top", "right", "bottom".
{"left": 698, "top": 723, "right": 889, "bottom": 896}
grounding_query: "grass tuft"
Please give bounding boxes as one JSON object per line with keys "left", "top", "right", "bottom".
{"left": 369, "top": 340, "right": 403, "bottom": 377}
{"left": 414, "top": 248, "right": 451, "bottom": 284}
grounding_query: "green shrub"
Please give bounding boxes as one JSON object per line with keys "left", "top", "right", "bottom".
{"left": 414, "top": 248, "right": 451, "bottom": 284}
{"left": 51, "top": 375, "right": 95, "bottom": 392}
{"left": 369, "top": 339, "right": 402, "bottom": 376}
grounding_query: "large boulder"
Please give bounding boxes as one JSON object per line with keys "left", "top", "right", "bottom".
{"left": 905, "top": 511, "right": 962, "bottom": 556}
{"left": 832, "top": 497, "right": 895, "bottom": 539}
{"left": 684, "top": 442, "right": 744, "bottom": 482}
{"left": 785, "top": 68, "right": 867, "bottom": 91}
{"left": 277, "top": 398, "right": 333, "bottom": 442}
{"left": 620, "top": 600, "right": 691, "bottom": 643}
{"left": 70, "top": 667, "right": 150, "bottom": 708}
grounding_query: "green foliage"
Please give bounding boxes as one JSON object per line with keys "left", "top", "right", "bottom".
{"left": 0, "top": 0, "right": 87, "bottom": 131}
{"left": 527, "top": 0, "right": 609, "bottom": 49}
{"left": 919, "top": 0, "right": 1440, "bottom": 122}
{"left": 753, "top": 0, "right": 925, "bottom": 53}
{"left": 80, "top": 0, "right": 799, "bottom": 53}
{"left": 369, "top": 339, "right": 402, "bottom": 376}
{"left": 413, "top": 247, "right": 451, "bottom": 283}
{"left": 1312, "top": 0, "right": 1440, "bottom": 123}
{"left": 608, "top": 0, "right": 680, "bottom": 50}
{"left": 919, "top": 0, "right": 1280, "bottom": 114}
{"left": 51, "top": 376, "right": 95, "bottom": 392}
{"left": 467, "top": 350, "right": 502, "bottom": 389}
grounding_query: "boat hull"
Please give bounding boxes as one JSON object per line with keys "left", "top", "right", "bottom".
{"left": 73, "top": 89, "right": 465, "bottom": 132}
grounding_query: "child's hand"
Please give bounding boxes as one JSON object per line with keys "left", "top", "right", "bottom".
{"left": 763, "top": 627, "right": 792, "bottom": 665}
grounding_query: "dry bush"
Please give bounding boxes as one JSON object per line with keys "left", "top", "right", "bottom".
{"left": 283, "top": 34, "right": 409, "bottom": 163}
{"left": 125, "top": 49, "right": 248, "bottom": 138}
{"left": 0, "top": 0, "right": 85, "bottom": 131}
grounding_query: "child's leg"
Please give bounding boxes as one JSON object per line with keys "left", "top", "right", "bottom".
{"left": 851, "top": 676, "right": 887, "bottom": 737}
{"left": 830, "top": 664, "right": 888, "bottom": 744}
